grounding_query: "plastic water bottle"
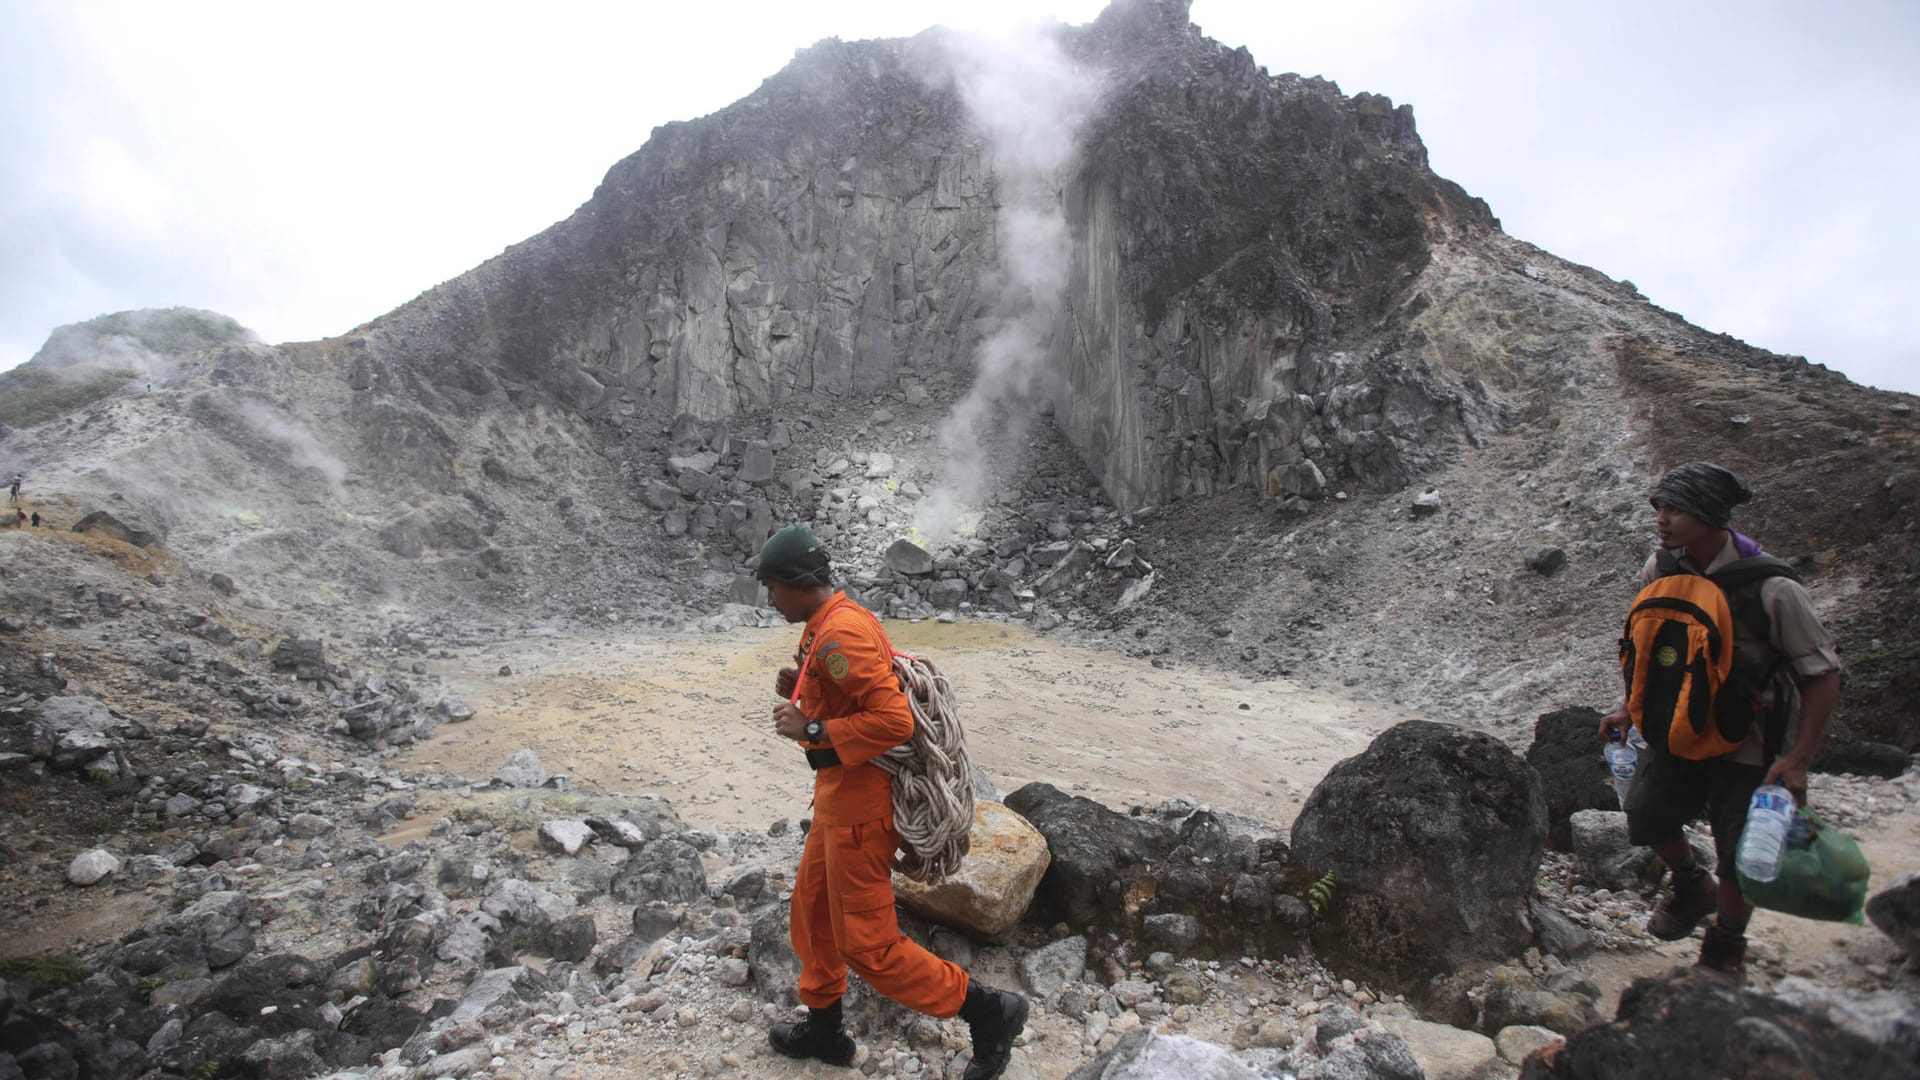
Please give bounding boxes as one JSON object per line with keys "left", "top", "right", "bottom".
{"left": 1736, "top": 784, "right": 1796, "bottom": 882}
{"left": 1603, "top": 729, "right": 1640, "bottom": 808}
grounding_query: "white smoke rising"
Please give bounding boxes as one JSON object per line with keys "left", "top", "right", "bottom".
{"left": 238, "top": 401, "right": 348, "bottom": 498}
{"left": 914, "top": 24, "right": 1102, "bottom": 546}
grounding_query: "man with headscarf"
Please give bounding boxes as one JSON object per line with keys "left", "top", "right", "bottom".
{"left": 1599, "top": 463, "right": 1841, "bottom": 980}
{"left": 754, "top": 524, "right": 1028, "bottom": 1079}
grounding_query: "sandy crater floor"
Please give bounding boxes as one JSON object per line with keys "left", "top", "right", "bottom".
{"left": 406, "top": 620, "right": 1418, "bottom": 833}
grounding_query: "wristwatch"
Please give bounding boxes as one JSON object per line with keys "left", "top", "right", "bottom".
{"left": 804, "top": 719, "right": 826, "bottom": 744}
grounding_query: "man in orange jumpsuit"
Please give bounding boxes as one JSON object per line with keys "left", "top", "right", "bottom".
{"left": 756, "top": 525, "right": 1027, "bottom": 1079}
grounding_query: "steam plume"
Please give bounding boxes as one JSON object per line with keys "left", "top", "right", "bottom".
{"left": 914, "top": 24, "right": 1101, "bottom": 545}
{"left": 238, "top": 401, "right": 348, "bottom": 498}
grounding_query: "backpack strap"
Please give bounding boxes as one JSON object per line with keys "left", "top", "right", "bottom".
{"left": 1707, "top": 556, "right": 1800, "bottom": 652}
{"left": 1707, "top": 555, "right": 1802, "bottom": 763}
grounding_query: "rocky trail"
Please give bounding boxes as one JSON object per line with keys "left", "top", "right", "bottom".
{"left": 1, "top": 526, "right": 1917, "bottom": 1079}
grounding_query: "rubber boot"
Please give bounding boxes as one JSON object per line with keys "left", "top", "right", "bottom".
{"left": 957, "top": 980, "right": 1029, "bottom": 1080}
{"left": 769, "top": 998, "right": 856, "bottom": 1067}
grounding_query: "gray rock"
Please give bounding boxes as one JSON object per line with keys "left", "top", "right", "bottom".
{"left": 482, "top": 879, "right": 576, "bottom": 934}
{"left": 1142, "top": 913, "right": 1202, "bottom": 954}
{"left": 1866, "top": 872, "right": 1920, "bottom": 960}
{"left": 421, "top": 1045, "right": 490, "bottom": 1079}
{"left": 738, "top": 443, "right": 776, "bottom": 484}
{"left": 494, "top": 748, "right": 547, "bottom": 788}
{"left": 1018, "top": 935, "right": 1087, "bottom": 997}
{"left": 749, "top": 902, "right": 800, "bottom": 1005}
{"left": 1528, "top": 897, "right": 1595, "bottom": 960}
{"left": 1524, "top": 971, "right": 1918, "bottom": 1078}
{"left": 67, "top": 848, "right": 120, "bottom": 885}
{"left": 1496, "top": 1025, "right": 1563, "bottom": 1066}
{"left": 587, "top": 815, "right": 660, "bottom": 848}
{"left": 450, "top": 965, "right": 544, "bottom": 1024}
{"left": 1567, "top": 809, "right": 1710, "bottom": 889}
{"left": 1525, "top": 547, "right": 1567, "bottom": 575}
{"left": 284, "top": 813, "right": 334, "bottom": 839}
{"left": 538, "top": 819, "right": 595, "bottom": 856}
{"left": 1033, "top": 543, "right": 1095, "bottom": 596}
{"left": 438, "top": 911, "right": 506, "bottom": 970}
{"left": 542, "top": 913, "right": 597, "bottom": 962}
{"left": 239, "top": 1029, "right": 325, "bottom": 1080}
{"left": 609, "top": 839, "right": 707, "bottom": 904}
{"left": 31, "top": 696, "right": 126, "bottom": 766}
{"left": 436, "top": 696, "right": 476, "bottom": 722}
{"left": 1067, "top": 1030, "right": 1263, "bottom": 1079}
{"left": 642, "top": 481, "right": 680, "bottom": 511}
{"left": 724, "top": 865, "right": 770, "bottom": 903}
{"left": 884, "top": 538, "right": 935, "bottom": 575}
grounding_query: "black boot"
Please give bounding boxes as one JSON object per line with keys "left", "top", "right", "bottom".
{"left": 769, "top": 998, "right": 856, "bottom": 1067}
{"left": 957, "top": 980, "right": 1029, "bottom": 1080}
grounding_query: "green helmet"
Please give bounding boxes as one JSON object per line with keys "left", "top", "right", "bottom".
{"left": 756, "top": 525, "right": 831, "bottom": 585}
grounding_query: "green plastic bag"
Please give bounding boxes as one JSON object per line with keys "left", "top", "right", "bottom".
{"left": 1736, "top": 808, "right": 1871, "bottom": 924}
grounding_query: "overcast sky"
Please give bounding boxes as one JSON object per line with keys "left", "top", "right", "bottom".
{"left": 3, "top": 0, "right": 1915, "bottom": 394}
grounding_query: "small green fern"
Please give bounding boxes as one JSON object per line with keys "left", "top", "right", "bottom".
{"left": 1306, "top": 869, "right": 1336, "bottom": 919}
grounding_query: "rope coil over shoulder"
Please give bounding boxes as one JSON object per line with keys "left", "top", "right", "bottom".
{"left": 792, "top": 604, "right": 977, "bottom": 883}
{"left": 873, "top": 650, "right": 976, "bottom": 883}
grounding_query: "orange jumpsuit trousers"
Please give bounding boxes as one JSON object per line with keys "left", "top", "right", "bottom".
{"left": 788, "top": 592, "right": 968, "bottom": 1017}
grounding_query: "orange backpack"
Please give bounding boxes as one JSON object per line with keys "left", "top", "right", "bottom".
{"left": 1619, "top": 553, "right": 1799, "bottom": 760}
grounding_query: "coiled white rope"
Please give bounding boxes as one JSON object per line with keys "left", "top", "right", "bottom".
{"left": 873, "top": 653, "right": 976, "bottom": 883}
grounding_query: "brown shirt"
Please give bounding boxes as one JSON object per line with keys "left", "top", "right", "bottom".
{"left": 1639, "top": 537, "right": 1841, "bottom": 763}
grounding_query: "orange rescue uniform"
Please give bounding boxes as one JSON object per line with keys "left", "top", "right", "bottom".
{"left": 788, "top": 592, "right": 967, "bottom": 1016}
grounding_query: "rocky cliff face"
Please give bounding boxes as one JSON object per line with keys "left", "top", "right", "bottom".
{"left": 345, "top": 0, "right": 1507, "bottom": 514}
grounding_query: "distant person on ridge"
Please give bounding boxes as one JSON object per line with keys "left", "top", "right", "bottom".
{"left": 1599, "top": 462, "right": 1840, "bottom": 981}
{"left": 756, "top": 524, "right": 1028, "bottom": 1079}
{"left": 29, "top": 511, "right": 40, "bottom": 528}
{"left": 7, "top": 474, "right": 19, "bottom": 505}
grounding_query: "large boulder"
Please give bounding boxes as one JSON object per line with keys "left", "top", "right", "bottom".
{"left": 30, "top": 696, "right": 127, "bottom": 771}
{"left": 1523, "top": 706, "right": 1620, "bottom": 849}
{"left": 895, "top": 800, "right": 1050, "bottom": 942}
{"left": 1003, "top": 782, "right": 1177, "bottom": 928}
{"left": 71, "top": 509, "right": 160, "bottom": 548}
{"left": 1291, "top": 720, "right": 1547, "bottom": 983}
{"left": 1866, "top": 872, "right": 1920, "bottom": 961}
{"left": 1520, "top": 972, "right": 1919, "bottom": 1079}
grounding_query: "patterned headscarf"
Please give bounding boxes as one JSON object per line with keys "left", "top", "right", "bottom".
{"left": 1649, "top": 462, "right": 1753, "bottom": 529}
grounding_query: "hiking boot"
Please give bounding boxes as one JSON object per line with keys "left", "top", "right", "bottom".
{"left": 1646, "top": 864, "right": 1717, "bottom": 941}
{"left": 1696, "top": 922, "right": 1747, "bottom": 984}
{"left": 957, "top": 981, "right": 1029, "bottom": 1080}
{"left": 769, "top": 999, "right": 856, "bottom": 1067}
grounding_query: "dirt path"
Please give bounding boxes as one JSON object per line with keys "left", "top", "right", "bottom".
{"left": 406, "top": 620, "right": 1423, "bottom": 833}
